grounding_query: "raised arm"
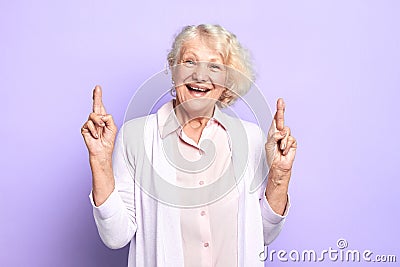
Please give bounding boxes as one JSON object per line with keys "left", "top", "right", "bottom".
{"left": 81, "top": 85, "right": 118, "bottom": 206}
{"left": 264, "top": 98, "right": 297, "bottom": 215}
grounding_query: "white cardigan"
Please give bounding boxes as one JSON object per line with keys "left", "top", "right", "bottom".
{"left": 90, "top": 101, "right": 289, "bottom": 267}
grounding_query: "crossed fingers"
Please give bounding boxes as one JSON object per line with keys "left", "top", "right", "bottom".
{"left": 81, "top": 85, "right": 110, "bottom": 139}
{"left": 269, "top": 98, "right": 297, "bottom": 156}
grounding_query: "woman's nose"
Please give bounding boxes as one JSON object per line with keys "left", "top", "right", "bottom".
{"left": 192, "top": 62, "right": 209, "bottom": 82}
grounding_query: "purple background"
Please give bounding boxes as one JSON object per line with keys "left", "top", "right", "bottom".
{"left": 1, "top": 0, "right": 399, "bottom": 266}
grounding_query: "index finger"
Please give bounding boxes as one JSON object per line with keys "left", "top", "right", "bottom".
{"left": 92, "top": 85, "right": 106, "bottom": 115}
{"left": 274, "top": 98, "right": 285, "bottom": 131}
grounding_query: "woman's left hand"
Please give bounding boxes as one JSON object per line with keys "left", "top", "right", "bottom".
{"left": 264, "top": 98, "right": 297, "bottom": 214}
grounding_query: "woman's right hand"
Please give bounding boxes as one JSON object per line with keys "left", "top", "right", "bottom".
{"left": 81, "top": 85, "right": 118, "bottom": 206}
{"left": 81, "top": 85, "right": 117, "bottom": 159}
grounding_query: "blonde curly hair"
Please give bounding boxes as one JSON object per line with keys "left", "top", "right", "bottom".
{"left": 167, "top": 24, "right": 255, "bottom": 107}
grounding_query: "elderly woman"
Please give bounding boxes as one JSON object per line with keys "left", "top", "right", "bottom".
{"left": 81, "top": 24, "right": 296, "bottom": 267}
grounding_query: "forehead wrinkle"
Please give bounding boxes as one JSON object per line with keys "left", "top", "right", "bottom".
{"left": 180, "top": 37, "right": 225, "bottom": 64}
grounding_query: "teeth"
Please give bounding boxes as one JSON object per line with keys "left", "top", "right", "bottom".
{"left": 189, "top": 86, "right": 209, "bottom": 92}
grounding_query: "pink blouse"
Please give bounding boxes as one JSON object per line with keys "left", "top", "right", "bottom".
{"left": 173, "top": 115, "right": 238, "bottom": 266}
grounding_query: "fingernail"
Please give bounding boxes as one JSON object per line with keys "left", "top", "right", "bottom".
{"left": 95, "top": 133, "right": 99, "bottom": 138}
{"left": 100, "top": 122, "right": 105, "bottom": 127}
{"left": 281, "top": 143, "right": 286, "bottom": 150}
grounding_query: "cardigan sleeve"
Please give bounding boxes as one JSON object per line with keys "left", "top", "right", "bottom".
{"left": 89, "top": 127, "right": 138, "bottom": 249}
{"left": 259, "top": 193, "right": 290, "bottom": 245}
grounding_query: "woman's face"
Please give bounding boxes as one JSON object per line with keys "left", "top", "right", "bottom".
{"left": 172, "top": 36, "right": 227, "bottom": 117}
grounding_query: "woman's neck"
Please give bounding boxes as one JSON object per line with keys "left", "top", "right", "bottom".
{"left": 173, "top": 99, "right": 214, "bottom": 144}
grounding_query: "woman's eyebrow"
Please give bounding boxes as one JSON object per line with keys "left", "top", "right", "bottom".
{"left": 181, "top": 49, "right": 223, "bottom": 63}
{"left": 181, "top": 51, "right": 197, "bottom": 58}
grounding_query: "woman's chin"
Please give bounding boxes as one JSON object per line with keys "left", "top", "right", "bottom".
{"left": 176, "top": 97, "right": 217, "bottom": 118}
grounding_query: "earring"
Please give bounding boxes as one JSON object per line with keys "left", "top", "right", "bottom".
{"left": 170, "top": 86, "right": 176, "bottom": 97}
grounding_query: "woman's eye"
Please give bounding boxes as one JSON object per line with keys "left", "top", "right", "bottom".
{"left": 209, "top": 63, "right": 224, "bottom": 72}
{"left": 183, "top": 60, "right": 196, "bottom": 67}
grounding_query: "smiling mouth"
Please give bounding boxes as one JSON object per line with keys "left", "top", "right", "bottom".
{"left": 186, "top": 84, "right": 211, "bottom": 93}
